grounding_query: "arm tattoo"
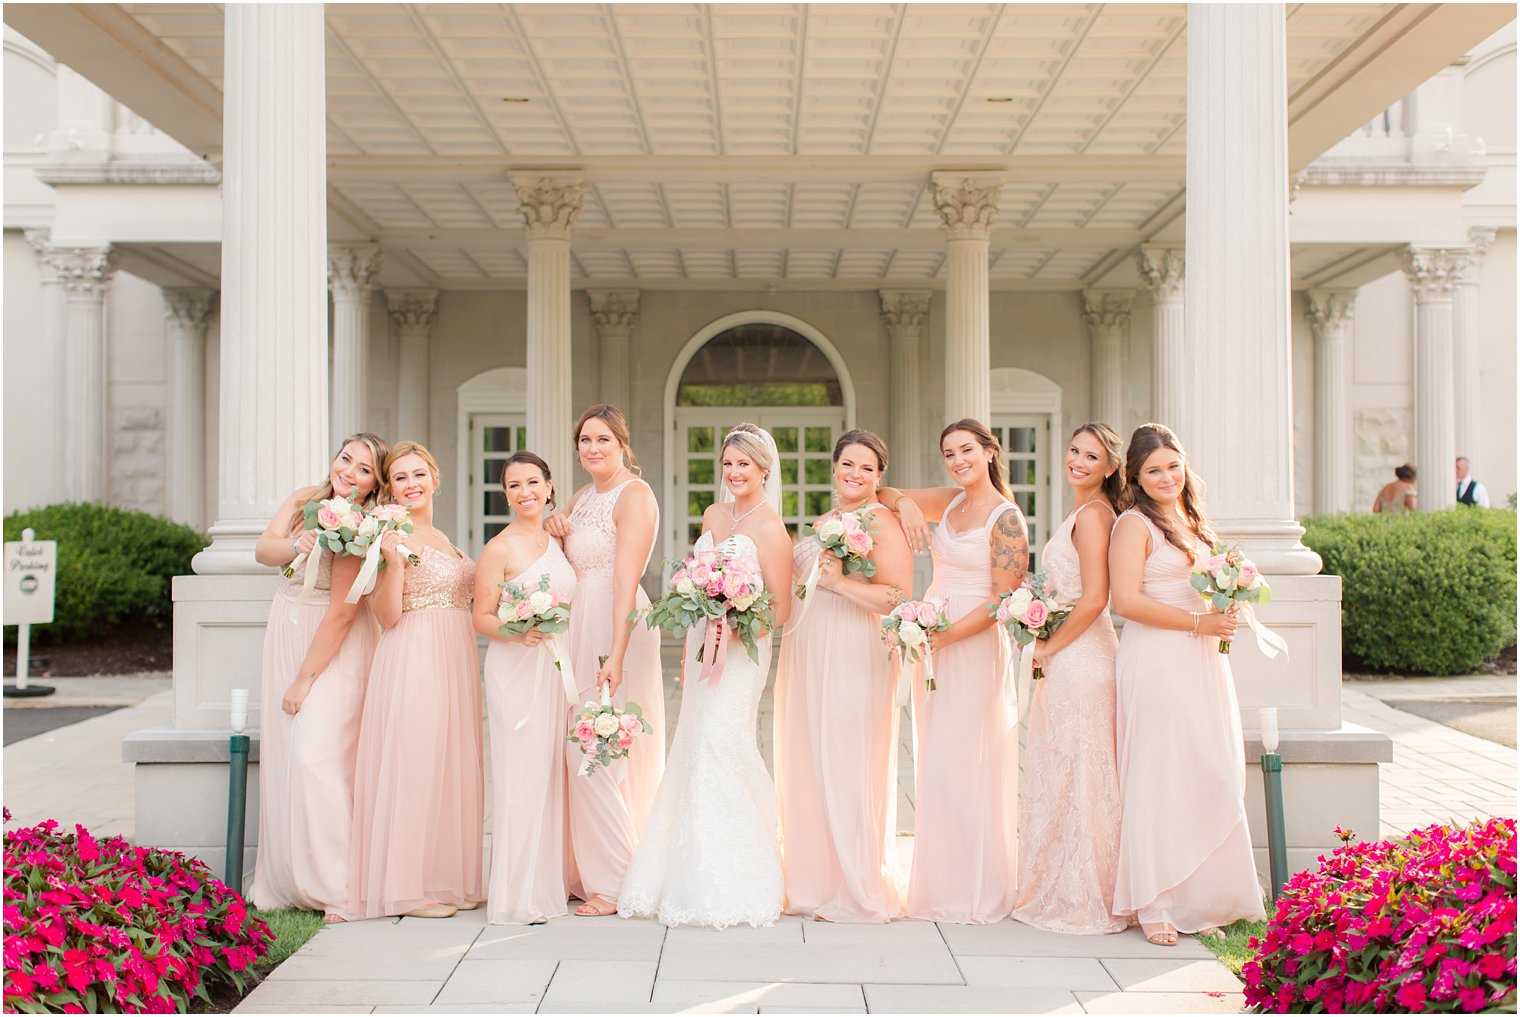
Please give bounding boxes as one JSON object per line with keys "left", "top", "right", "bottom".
{"left": 885, "top": 584, "right": 908, "bottom": 608}
{"left": 991, "top": 509, "right": 1030, "bottom": 581}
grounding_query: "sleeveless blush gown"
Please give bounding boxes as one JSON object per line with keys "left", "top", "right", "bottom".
{"left": 774, "top": 511, "right": 905, "bottom": 922}
{"left": 344, "top": 545, "right": 483, "bottom": 919}
{"left": 1009, "top": 501, "right": 1127, "bottom": 934}
{"left": 254, "top": 551, "right": 378, "bottom": 912}
{"left": 905, "top": 495, "right": 1020, "bottom": 924}
{"left": 1111, "top": 510, "right": 1266, "bottom": 932}
{"left": 484, "top": 540, "right": 577, "bottom": 925}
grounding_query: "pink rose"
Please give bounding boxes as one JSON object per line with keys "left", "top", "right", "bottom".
{"left": 845, "top": 530, "right": 872, "bottom": 555}
{"left": 616, "top": 733, "right": 634, "bottom": 750}
{"left": 1024, "top": 599, "right": 1049, "bottom": 629}
{"left": 515, "top": 601, "right": 536, "bottom": 621}
{"left": 721, "top": 571, "right": 746, "bottom": 599}
{"left": 316, "top": 506, "right": 342, "bottom": 530}
{"left": 619, "top": 713, "right": 641, "bottom": 733}
{"left": 573, "top": 720, "right": 595, "bottom": 742}
{"left": 706, "top": 581, "right": 724, "bottom": 597}
{"left": 671, "top": 568, "right": 688, "bottom": 584}
{"left": 1238, "top": 563, "right": 1259, "bottom": 587}
{"left": 840, "top": 514, "right": 862, "bottom": 535}
{"left": 690, "top": 564, "right": 712, "bottom": 584}
{"left": 914, "top": 602, "right": 941, "bottom": 628}
{"left": 1204, "top": 554, "right": 1227, "bottom": 573}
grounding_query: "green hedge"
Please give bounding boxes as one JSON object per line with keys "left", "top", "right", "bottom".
{"left": 3, "top": 503, "right": 207, "bottom": 643}
{"left": 1303, "top": 508, "right": 1516, "bottom": 675}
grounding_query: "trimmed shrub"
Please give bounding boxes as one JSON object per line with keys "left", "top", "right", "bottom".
{"left": 2, "top": 816, "right": 273, "bottom": 1013}
{"left": 2, "top": 503, "right": 207, "bottom": 643}
{"left": 1302, "top": 509, "right": 1517, "bottom": 675}
{"left": 1242, "top": 819, "right": 1516, "bottom": 1013}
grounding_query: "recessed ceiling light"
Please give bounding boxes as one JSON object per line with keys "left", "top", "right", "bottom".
{"left": 986, "top": 97, "right": 1014, "bottom": 103}
{"left": 502, "top": 97, "right": 530, "bottom": 103}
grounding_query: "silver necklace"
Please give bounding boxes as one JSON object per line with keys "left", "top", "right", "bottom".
{"left": 730, "top": 499, "right": 764, "bottom": 527}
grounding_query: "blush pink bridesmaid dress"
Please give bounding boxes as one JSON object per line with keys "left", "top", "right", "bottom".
{"left": 560, "top": 478, "right": 665, "bottom": 905}
{"left": 345, "top": 544, "right": 484, "bottom": 919}
{"left": 774, "top": 513, "right": 906, "bottom": 923}
{"left": 1009, "top": 500, "right": 1127, "bottom": 934}
{"left": 905, "top": 493, "right": 1020, "bottom": 925}
{"left": 483, "top": 541, "right": 577, "bottom": 925}
{"left": 253, "top": 551, "right": 378, "bottom": 912}
{"left": 1111, "top": 510, "right": 1267, "bottom": 932}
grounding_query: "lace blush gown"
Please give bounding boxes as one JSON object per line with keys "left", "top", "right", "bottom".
{"left": 617, "top": 532, "right": 784, "bottom": 929}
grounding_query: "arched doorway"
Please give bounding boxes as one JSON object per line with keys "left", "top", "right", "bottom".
{"left": 663, "top": 312, "right": 855, "bottom": 564}
{"left": 454, "top": 366, "right": 527, "bottom": 557}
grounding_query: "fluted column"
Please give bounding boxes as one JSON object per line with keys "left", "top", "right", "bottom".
{"left": 328, "top": 244, "right": 383, "bottom": 444}
{"left": 1306, "top": 290, "right": 1356, "bottom": 515}
{"left": 513, "top": 173, "right": 584, "bottom": 483}
{"left": 1081, "top": 290, "right": 1133, "bottom": 429}
{"left": 1182, "top": 3, "right": 1318, "bottom": 574}
{"left": 1452, "top": 228, "right": 1494, "bottom": 465}
{"left": 196, "top": 2, "right": 327, "bottom": 574}
{"left": 165, "top": 289, "right": 215, "bottom": 528}
{"left": 25, "top": 229, "right": 67, "bottom": 505}
{"left": 1136, "top": 244, "right": 1185, "bottom": 428}
{"left": 1399, "top": 246, "right": 1470, "bottom": 512}
{"left": 387, "top": 289, "right": 438, "bottom": 444}
{"left": 588, "top": 289, "right": 639, "bottom": 412}
{"left": 46, "top": 245, "right": 117, "bottom": 503}
{"left": 881, "top": 290, "right": 932, "bottom": 488}
{"left": 931, "top": 172, "right": 1002, "bottom": 426}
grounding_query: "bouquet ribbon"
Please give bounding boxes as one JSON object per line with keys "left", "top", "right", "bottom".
{"left": 786, "top": 555, "right": 824, "bottom": 633}
{"left": 546, "top": 633, "right": 578, "bottom": 704}
{"left": 346, "top": 535, "right": 387, "bottom": 604}
{"left": 1238, "top": 604, "right": 1290, "bottom": 660}
{"left": 698, "top": 618, "right": 730, "bottom": 687}
{"left": 284, "top": 546, "right": 323, "bottom": 621}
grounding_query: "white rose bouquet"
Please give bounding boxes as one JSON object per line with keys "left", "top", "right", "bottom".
{"left": 881, "top": 597, "right": 951, "bottom": 695}
{"left": 796, "top": 509, "right": 878, "bottom": 607}
{"left": 283, "top": 495, "right": 364, "bottom": 590}
{"left": 1190, "top": 542, "right": 1279, "bottom": 657}
{"left": 991, "top": 568, "right": 1073, "bottom": 680}
{"left": 567, "top": 677, "right": 652, "bottom": 777}
{"left": 341, "top": 503, "right": 421, "bottom": 604}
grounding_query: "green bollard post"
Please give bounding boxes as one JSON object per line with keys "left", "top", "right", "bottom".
{"left": 1259, "top": 706, "right": 1289, "bottom": 902}
{"left": 225, "top": 689, "right": 251, "bottom": 893}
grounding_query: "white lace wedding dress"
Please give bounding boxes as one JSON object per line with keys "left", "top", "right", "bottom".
{"left": 617, "top": 531, "right": 784, "bottom": 929}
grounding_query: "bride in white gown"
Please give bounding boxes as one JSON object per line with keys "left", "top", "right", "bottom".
{"left": 618, "top": 423, "right": 795, "bottom": 929}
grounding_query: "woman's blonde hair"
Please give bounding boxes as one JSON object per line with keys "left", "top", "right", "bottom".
{"left": 379, "top": 440, "right": 441, "bottom": 504}
{"left": 722, "top": 422, "right": 775, "bottom": 476}
{"left": 288, "top": 432, "right": 389, "bottom": 533}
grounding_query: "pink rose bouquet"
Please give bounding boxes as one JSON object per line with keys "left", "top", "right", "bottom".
{"left": 645, "top": 549, "right": 775, "bottom": 683}
{"left": 881, "top": 598, "right": 950, "bottom": 691}
{"left": 283, "top": 494, "right": 363, "bottom": 579}
{"left": 566, "top": 681, "right": 652, "bottom": 776}
{"left": 992, "top": 568, "right": 1072, "bottom": 680}
{"left": 342, "top": 503, "right": 421, "bottom": 604}
{"left": 499, "top": 574, "right": 576, "bottom": 700}
{"left": 1190, "top": 541, "right": 1273, "bottom": 654}
{"left": 800, "top": 510, "right": 878, "bottom": 599}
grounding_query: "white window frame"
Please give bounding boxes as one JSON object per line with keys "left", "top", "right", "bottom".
{"left": 455, "top": 366, "right": 527, "bottom": 558}
{"left": 990, "top": 367, "right": 1064, "bottom": 568}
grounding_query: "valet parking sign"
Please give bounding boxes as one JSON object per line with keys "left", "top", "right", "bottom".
{"left": 5, "top": 532, "right": 56, "bottom": 626}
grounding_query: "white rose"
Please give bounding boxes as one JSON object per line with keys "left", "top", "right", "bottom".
{"left": 675, "top": 576, "right": 696, "bottom": 596}
{"left": 733, "top": 592, "right": 757, "bottom": 612}
{"left": 593, "top": 713, "right": 619, "bottom": 738}
{"left": 817, "top": 518, "right": 846, "bottom": 543}
{"left": 357, "top": 515, "right": 380, "bottom": 538}
{"left": 899, "top": 620, "right": 926, "bottom": 648}
{"left": 1006, "top": 588, "right": 1033, "bottom": 617}
{"left": 527, "top": 590, "right": 554, "bottom": 615}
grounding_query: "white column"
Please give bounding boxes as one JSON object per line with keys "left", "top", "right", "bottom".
{"left": 880, "top": 290, "right": 932, "bottom": 488}
{"left": 45, "top": 245, "right": 116, "bottom": 503}
{"left": 931, "top": 172, "right": 1002, "bottom": 426}
{"left": 1081, "top": 289, "right": 1133, "bottom": 428}
{"left": 1399, "top": 246, "right": 1470, "bottom": 512}
{"left": 196, "top": 2, "right": 327, "bottom": 574}
{"left": 1136, "top": 244, "right": 1185, "bottom": 427}
{"left": 25, "top": 228, "right": 67, "bottom": 505}
{"left": 588, "top": 289, "right": 639, "bottom": 412}
{"left": 1452, "top": 227, "right": 1494, "bottom": 465}
{"left": 1306, "top": 289, "right": 1356, "bottom": 516}
{"left": 1181, "top": 3, "right": 1318, "bottom": 574}
{"left": 513, "top": 172, "right": 584, "bottom": 484}
{"left": 387, "top": 289, "right": 438, "bottom": 444}
{"left": 328, "top": 244, "right": 383, "bottom": 444}
{"left": 164, "top": 289, "right": 215, "bottom": 529}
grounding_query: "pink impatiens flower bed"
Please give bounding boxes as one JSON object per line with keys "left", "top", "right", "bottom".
{"left": 4, "top": 815, "right": 273, "bottom": 1013}
{"left": 1243, "top": 818, "right": 1516, "bottom": 1013}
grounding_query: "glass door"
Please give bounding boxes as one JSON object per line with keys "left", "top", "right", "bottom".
{"left": 991, "top": 413, "right": 1048, "bottom": 571}
{"left": 467, "top": 413, "right": 527, "bottom": 556}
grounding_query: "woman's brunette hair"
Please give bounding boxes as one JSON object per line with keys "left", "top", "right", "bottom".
{"left": 287, "top": 432, "right": 389, "bottom": 533}
{"left": 939, "top": 418, "right": 1010, "bottom": 499}
{"left": 574, "top": 404, "right": 640, "bottom": 475}
{"left": 1120, "top": 423, "right": 1214, "bottom": 563}
{"left": 832, "top": 428, "right": 889, "bottom": 474}
{"left": 1395, "top": 463, "right": 1416, "bottom": 482}
{"left": 1071, "top": 422, "right": 1125, "bottom": 509}
{"left": 379, "top": 440, "right": 442, "bottom": 504}
{"left": 500, "top": 450, "right": 556, "bottom": 510}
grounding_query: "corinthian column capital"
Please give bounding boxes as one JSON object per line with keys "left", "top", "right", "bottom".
{"left": 46, "top": 246, "right": 117, "bottom": 299}
{"left": 930, "top": 173, "right": 1003, "bottom": 241}
{"left": 1399, "top": 246, "right": 1471, "bottom": 301}
{"left": 1081, "top": 289, "right": 1134, "bottom": 332}
{"left": 587, "top": 289, "right": 640, "bottom": 336}
{"left": 386, "top": 288, "right": 439, "bottom": 332}
{"left": 1305, "top": 290, "right": 1356, "bottom": 336}
{"left": 512, "top": 172, "right": 585, "bottom": 241}
{"left": 1136, "top": 244, "right": 1184, "bottom": 301}
{"left": 328, "top": 244, "right": 383, "bottom": 299}
{"left": 879, "top": 289, "right": 932, "bottom": 335}
{"left": 164, "top": 288, "right": 216, "bottom": 333}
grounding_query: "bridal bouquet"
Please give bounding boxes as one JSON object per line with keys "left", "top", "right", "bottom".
{"left": 1191, "top": 542, "right": 1274, "bottom": 655}
{"left": 796, "top": 510, "right": 877, "bottom": 602}
{"left": 342, "top": 503, "right": 421, "bottom": 604}
{"left": 567, "top": 680, "right": 652, "bottom": 776}
{"left": 644, "top": 549, "right": 774, "bottom": 683}
{"left": 993, "top": 568, "right": 1073, "bottom": 680}
{"left": 881, "top": 598, "right": 950, "bottom": 692}
{"left": 283, "top": 495, "right": 363, "bottom": 583}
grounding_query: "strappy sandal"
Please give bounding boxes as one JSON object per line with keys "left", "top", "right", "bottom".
{"left": 1143, "top": 921, "right": 1178, "bottom": 946}
{"left": 574, "top": 896, "right": 617, "bottom": 917}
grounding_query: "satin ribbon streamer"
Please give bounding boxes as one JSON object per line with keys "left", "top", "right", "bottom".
{"left": 1238, "top": 604, "right": 1290, "bottom": 660}
{"left": 345, "top": 535, "right": 387, "bottom": 604}
{"left": 515, "top": 633, "right": 579, "bottom": 732}
{"left": 786, "top": 555, "right": 824, "bottom": 632}
{"left": 285, "top": 547, "right": 323, "bottom": 622}
{"left": 697, "top": 618, "right": 730, "bottom": 687}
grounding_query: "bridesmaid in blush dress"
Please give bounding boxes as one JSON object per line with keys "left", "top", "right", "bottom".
{"left": 345, "top": 441, "right": 483, "bottom": 921}
{"left": 251, "top": 432, "right": 387, "bottom": 920}
{"left": 473, "top": 452, "right": 573, "bottom": 926}
{"left": 1109, "top": 424, "right": 1266, "bottom": 945}
{"left": 1010, "top": 423, "right": 1128, "bottom": 935}
{"left": 880, "top": 419, "right": 1029, "bottom": 924}
{"left": 544, "top": 405, "right": 664, "bottom": 917}
{"left": 775, "top": 429, "right": 911, "bottom": 923}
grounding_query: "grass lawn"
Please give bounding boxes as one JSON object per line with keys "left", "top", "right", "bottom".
{"left": 1197, "top": 918, "right": 1267, "bottom": 976}
{"left": 193, "top": 908, "right": 326, "bottom": 1013}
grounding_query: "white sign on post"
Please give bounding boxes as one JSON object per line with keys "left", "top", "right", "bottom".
{"left": 5, "top": 536, "right": 57, "bottom": 625}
